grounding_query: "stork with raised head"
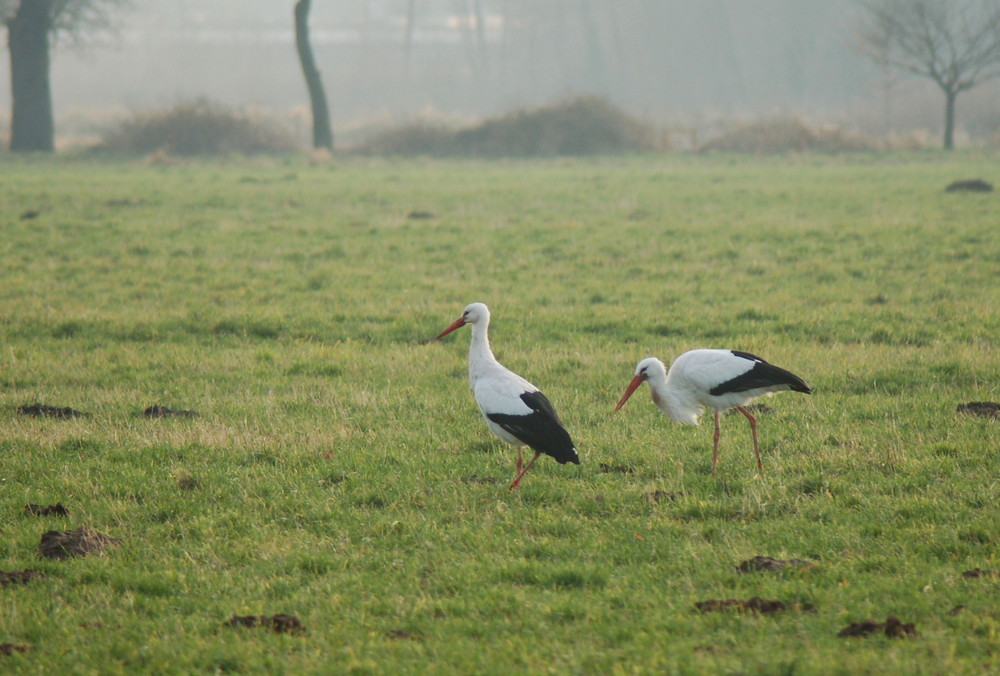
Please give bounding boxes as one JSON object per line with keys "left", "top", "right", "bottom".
{"left": 435, "top": 303, "right": 580, "bottom": 490}
{"left": 615, "top": 349, "right": 811, "bottom": 474}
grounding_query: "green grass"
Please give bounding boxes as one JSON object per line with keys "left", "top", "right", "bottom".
{"left": 0, "top": 152, "right": 998, "bottom": 674}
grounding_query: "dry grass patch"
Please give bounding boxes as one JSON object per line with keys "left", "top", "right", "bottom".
{"left": 700, "top": 116, "right": 882, "bottom": 153}
{"left": 353, "top": 96, "right": 657, "bottom": 157}
{"left": 98, "top": 100, "right": 299, "bottom": 156}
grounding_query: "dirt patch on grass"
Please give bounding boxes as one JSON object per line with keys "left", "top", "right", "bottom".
{"left": 24, "top": 503, "right": 69, "bottom": 517}
{"left": 945, "top": 179, "right": 993, "bottom": 192}
{"left": 694, "top": 597, "right": 786, "bottom": 614}
{"left": 385, "top": 629, "right": 415, "bottom": 639}
{"left": 17, "top": 403, "right": 87, "bottom": 418}
{"left": 0, "top": 570, "right": 45, "bottom": 587}
{"left": 962, "top": 568, "right": 997, "bottom": 578}
{"left": 460, "top": 475, "right": 499, "bottom": 485}
{"left": 142, "top": 405, "right": 198, "bottom": 418}
{"left": 838, "top": 616, "right": 917, "bottom": 638}
{"left": 956, "top": 402, "right": 999, "bottom": 419}
{"left": 105, "top": 198, "right": 148, "bottom": 208}
{"left": 599, "top": 463, "right": 635, "bottom": 474}
{"left": 0, "top": 644, "right": 29, "bottom": 656}
{"left": 38, "top": 528, "right": 120, "bottom": 560}
{"left": 176, "top": 474, "right": 200, "bottom": 491}
{"left": 644, "top": 490, "right": 685, "bottom": 503}
{"left": 736, "top": 555, "right": 809, "bottom": 573}
{"left": 224, "top": 614, "right": 306, "bottom": 635}
{"left": 947, "top": 605, "right": 967, "bottom": 616}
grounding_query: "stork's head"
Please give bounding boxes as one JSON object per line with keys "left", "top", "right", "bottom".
{"left": 435, "top": 302, "right": 490, "bottom": 339}
{"left": 633, "top": 357, "right": 667, "bottom": 381}
{"left": 615, "top": 357, "right": 666, "bottom": 411}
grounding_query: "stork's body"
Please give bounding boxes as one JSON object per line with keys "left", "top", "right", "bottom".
{"left": 436, "top": 303, "right": 579, "bottom": 489}
{"left": 615, "top": 349, "right": 811, "bottom": 474}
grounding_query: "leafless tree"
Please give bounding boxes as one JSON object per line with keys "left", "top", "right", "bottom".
{"left": 856, "top": 0, "right": 1000, "bottom": 149}
{"left": 1, "top": 0, "right": 130, "bottom": 151}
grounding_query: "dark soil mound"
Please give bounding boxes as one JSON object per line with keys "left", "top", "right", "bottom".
{"left": 459, "top": 475, "right": 499, "bottom": 485}
{"left": 694, "top": 597, "right": 786, "bottom": 614}
{"left": 0, "top": 570, "right": 45, "bottom": 587}
{"left": 143, "top": 405, "right": 198, "bottom": 418}
{"left": 38, "top": 528, "right": 120, "bottom": 560}
{"left": 17, "top": 404, "right": 87, "bottom": 418}
{"left": 962, "top": 568, "right": 997, "bottom": 578}
{"left": 838, "top": 616, "right": 917, "bottom": 638}
{"left": 644, "top": 490, "right": 685, "bottom": 503}
{"left": 956, "top": 402, "right": 999, "bottom": 419}
{"left": 945, "top": 179, "right": 993, "bottom": 192}
{"left": 24, "top": 503, "right": 69, "bottom": 517}
{"left": 385, "top": 629, "right": 415, "bottom": 639}
{"left": 0, "top": 644, "right": 29, "bottom": 656}
{"left": 736, "top": 555, "right": 809, "bottom": 573}
{"left": 599, "top": 463, "right": 635, "bottom": 474}
{"left": 224, "top": 614, "right": 306, "bottom": 635}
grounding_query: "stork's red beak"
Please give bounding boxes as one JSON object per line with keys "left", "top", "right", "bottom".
{"left": 435, "top": 317, "right": 467, "bottom": 340}
{"left": 615, "top": 375, "right": 645, "bottom": 411}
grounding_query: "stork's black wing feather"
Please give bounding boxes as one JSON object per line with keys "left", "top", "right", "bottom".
{"left": 710, "top": 352, "right": 812, "bottom": 396}
{"left": 486, "top": 391, "right": 580, "bottom": 464}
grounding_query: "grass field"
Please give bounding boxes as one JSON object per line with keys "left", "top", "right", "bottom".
{"left": 0, "top": 152, "right": 997, "bottom": 674}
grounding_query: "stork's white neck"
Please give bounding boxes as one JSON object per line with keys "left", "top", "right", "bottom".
{"left": 467, "top": 318, "right": 500, "bottom": 382}
{"left": 648, "top": 367, "right": 701, "bottom": 425}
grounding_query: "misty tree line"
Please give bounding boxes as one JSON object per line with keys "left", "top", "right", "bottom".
{"left": 4, "top": 0, "right": 1000, "bottom": 152}
{"left": 2, "top": 0, "right": 130, "bottom": 151}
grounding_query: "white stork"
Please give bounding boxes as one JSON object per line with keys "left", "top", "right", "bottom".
{"left": 435, "top": 303, "right": 580, "bottom": 490}
{"left": 615, "top": 349, "right": 811, "bottom": 474}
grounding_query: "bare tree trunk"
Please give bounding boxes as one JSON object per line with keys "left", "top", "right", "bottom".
{"left": 294, "top": 0, "right": 333, "bottom": 151}
{"left": 943, "top": 89, "right": 956, "bottom": 150}
{"left": 8, "top": 0, "right": 55, "bottom": 152}
{"left": 404, "top": 0, "right": 416, "bottom": 58}
{"left": 455, "top": 0, "right": 481, "bottom": 80}
{"left": 472, "top": 0, "right": 488, "bottom": 73}
{"left": 579, "top": 0, "right": 607, "bottom": 94}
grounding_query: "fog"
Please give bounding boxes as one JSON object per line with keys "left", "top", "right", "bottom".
{"left": 6, "top": 0, "right": 999, "bottom": 144}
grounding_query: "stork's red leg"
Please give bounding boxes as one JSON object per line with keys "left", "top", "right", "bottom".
{"left": 736, "top": 405, "right": 762, "bottom": 472}
{"left": 711, "top": 411, "right": 722, "bottom": 475}
{"left": 509, "top": 451, "right": 541, "bottom": 490}
{"left": 516, "top": 446, "right": 523, "bottom": 472}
